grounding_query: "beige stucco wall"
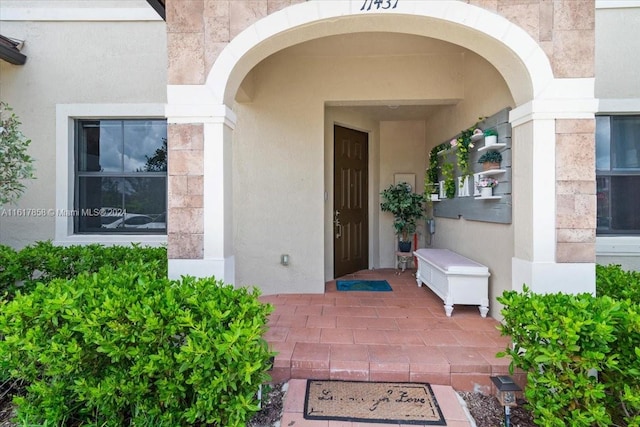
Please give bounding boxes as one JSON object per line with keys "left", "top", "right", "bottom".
{"left": 0, "top": 1, "right": 603, "bottom": 303}
{"left": 595, "top": 7, "right": 640, "bottom": 99}
{"left": 594, "top": 6, "right": 640, "bottom": 271}
{"left": 232, "top": 34, "right": 513, "bottom": 301}
{"left": 378, "top": 120, "right": 428, "bottom": 267}
{"left": 424, "top": 53, "right": 515, "bottom": 317}
{"left": 0, "top": 19, "right": 167, "bottom": 248}
{"left": 598, "top": 255, "right": 640, "bottom": 272}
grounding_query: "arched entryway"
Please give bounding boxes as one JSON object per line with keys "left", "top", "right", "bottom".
{"left": 166, "top": 1, "right": 596, "bottom": 315}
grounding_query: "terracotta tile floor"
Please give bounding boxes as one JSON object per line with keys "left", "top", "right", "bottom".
{"left": 260, "top": 268, "right": 522, "bottom": 394}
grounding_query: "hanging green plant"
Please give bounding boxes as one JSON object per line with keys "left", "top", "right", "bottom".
{"left": 424, "top": 142, "right": 447, "bottom": 200}
{"left": 424, "top": 117, "right": 487, "bottom": 200}
{"left": 451, "top": 120, "right": 485, "bottom": 184}
{"left": 441, "top": 162, "right": 456, "bottom": 199}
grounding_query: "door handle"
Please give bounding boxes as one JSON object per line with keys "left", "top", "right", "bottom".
{"left": 334, "top": 210, "right": 342, "bottom": 239}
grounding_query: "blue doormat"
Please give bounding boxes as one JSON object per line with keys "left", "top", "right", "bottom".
{"left": 336, "top": 280, "right": 392, "bottom": 292}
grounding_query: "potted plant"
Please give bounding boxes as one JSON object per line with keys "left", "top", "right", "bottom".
{"left": 380, "top": 182, "right": 425, "bottom": 252}
{"left": 476, "top": 176, "right": 498, "bottom": 197}
{"left": 483, "top": 128, "right": 498, "bottom": 146}
{"left": 478, "top": 151, "right": 502, "bottom": 171}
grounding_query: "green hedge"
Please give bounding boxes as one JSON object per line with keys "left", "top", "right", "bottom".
{"left": 597, "top": 263, "right": 640, "bottom": 302}
{"left": 0, "top": 262, "right": 274, "bottom": 426}
{"left": 498, "top": 265, "right": 640, "bottom": 426}
{"left": 0, "top": 241, "right": 167, "bottom": 299}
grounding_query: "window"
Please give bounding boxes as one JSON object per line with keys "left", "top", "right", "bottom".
{"left": 75, "top": 119, "right": 167, "bottom": 234}
{"left": 596, "top": 115, "right": 640, "bottom": 234}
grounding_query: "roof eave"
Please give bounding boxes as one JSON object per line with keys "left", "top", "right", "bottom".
{"left": 0, "top": 44, "right": 27, "bottom": 65}
{"left": 146, "top": 0, "right": 166, "bottom": 21}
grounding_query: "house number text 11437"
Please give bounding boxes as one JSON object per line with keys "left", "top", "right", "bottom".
{"left": 360, "top": 0, "right": 399, "bottom": 11}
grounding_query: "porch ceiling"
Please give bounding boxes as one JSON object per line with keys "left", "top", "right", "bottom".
{"left": 328, "top": 103, "right": 443, "bottom": 122}
{"left": 290, "top": 33, "right": 465, "bottom": 122}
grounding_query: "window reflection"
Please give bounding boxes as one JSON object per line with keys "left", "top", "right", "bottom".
{"left": 124, "top": 121, "right": 167, "bottom": 172}
{"left": 75, "top": 119, "right": 167, "bottom": 234}
{"left": 596, "top": 115, "right": 640, "bottom": 234}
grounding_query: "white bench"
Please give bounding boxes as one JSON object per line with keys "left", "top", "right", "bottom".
{"left": 413, "top": 248, "right": 490, "bottom": 317}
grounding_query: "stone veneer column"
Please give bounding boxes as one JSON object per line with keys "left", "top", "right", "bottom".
{"left": 556, "top": 119, "right": 596, "bottom": 263}
{"left": 548, "top": 2, "right": 596, "bottom": 261}
{"left": 166, "top": 0, "right": 206, "bottom": 263}
{"left": 505, "top": 0, "right": 596, "bottom": 294}
{"left": 167, "top": 124, "right": 204, "bottom": 260}
{"left": 165, "top": 0, "right": 305, "bottom": 267}
{"left": 493, "top": 0, "right": 596, "bottom": 263}
{"left": 165, "top": 103, "right": 237, "bottom": 281}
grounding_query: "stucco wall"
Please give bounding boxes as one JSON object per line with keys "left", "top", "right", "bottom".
{"left": 423, "top": 54, "right": 515, "bottom": 317}
{"left": 595, "top": 7, "right": 640, "bottom": 99}
{"left": 0, "top": 18, "right": 167, "bottom": 248}
{"left": 595, "top": 6, "right": 640, "bottom": 270}
{"left": 232, "top": 35, "right": 513, "bottom": 299}
{"left": 378, "top": 120, "right": 427, "bottom": 267}
{"left": 598, "top": 255, "right": 640, "bottom": 272}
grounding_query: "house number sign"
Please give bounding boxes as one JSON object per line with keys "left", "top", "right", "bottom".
{"left": 360, "top": 0, "right": 399, "bottom": 11}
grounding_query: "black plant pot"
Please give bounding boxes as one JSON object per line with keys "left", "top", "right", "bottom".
{"left": 398, "top": 241, "right": 412, "bottom": 252}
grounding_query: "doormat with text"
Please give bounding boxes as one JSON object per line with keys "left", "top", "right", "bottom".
{"left": 336, "top": 280, "right": 392, "bottom": 292}
{"left": 304, "top": 380, "right": 446, "bottom": 425}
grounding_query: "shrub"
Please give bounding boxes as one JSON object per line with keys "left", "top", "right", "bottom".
{"left": 0, "top": 241, "right": 167, "bottom": 299}
{"left": 596, "top": 263, "right": 640, "bottom": 301}
{"left": 0, "top": 244, "right": 28, "bottom": 297}
{"left": 498, "top": 286, "right": 640, "bottom": 426}
{"left": 596, "top": 264, "right": 640, "bottom": 425}
{"left": 0, "top": 263, "right": 274, "bottom": 426}
{"left": 0, "top": 101, "right": 36, "bottom": 205}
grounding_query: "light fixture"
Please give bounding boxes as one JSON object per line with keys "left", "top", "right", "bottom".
{"left": 490, "top": 375, "right": 521, "bottom": 427}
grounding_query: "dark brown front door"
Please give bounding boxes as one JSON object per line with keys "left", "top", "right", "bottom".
{"left": 334, "top": 125, "right": 369, "bottom": 278}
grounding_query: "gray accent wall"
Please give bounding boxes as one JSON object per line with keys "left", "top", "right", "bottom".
{"left": 434, "top": 108, "right": 512, "bottom": 224}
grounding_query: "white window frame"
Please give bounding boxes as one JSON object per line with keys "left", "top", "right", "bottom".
{"left": 55, "top": 103, "right": 167, "bottom": 246}
{"left": 596, "top": 98, "right": 640, "bottom": 257}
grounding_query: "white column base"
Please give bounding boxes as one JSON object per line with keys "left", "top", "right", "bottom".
{"left": 168, "top": 256, "right": 236, "bottom": 285}
{"left": 512, "top": 257, "right": 595, "bottom": 295}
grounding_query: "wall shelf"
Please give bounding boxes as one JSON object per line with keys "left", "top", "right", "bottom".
{"left": 474, "top": 195, "right": 502, "bottom": 200}
{"left": 478, "top": 143, "right": 506, "bottom": 152}
{"left": 473, "top": 171, "right": 505, "bottom": 197}
{"left": 433, "top": 108, "right": 512, "bottom": 224}
{"left": 476, "top": 169, "right": 506, "bottom": 177}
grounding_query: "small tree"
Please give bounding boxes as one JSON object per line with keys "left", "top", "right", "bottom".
{"left": 380, "top": 182, "right": 425, "bottom": 242}
{"left": 0, "top": 102, "right": 35, "bottom": 205}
